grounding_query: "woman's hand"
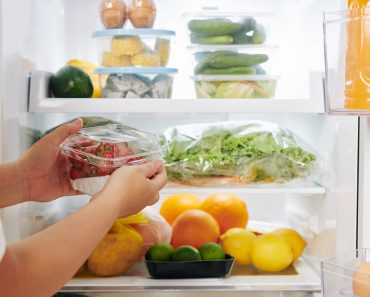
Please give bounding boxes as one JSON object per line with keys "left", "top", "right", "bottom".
{"left": 18, "top": 119, "right": 83, "bottom": 203}
{"left": 94, "top": 160, "right": 167, "bottom": 217}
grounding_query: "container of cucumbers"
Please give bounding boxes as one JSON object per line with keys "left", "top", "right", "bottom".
{"left": 191, "top": 75, "right": 279, "bottom": 99}
{"left": 183, "top": 12, "right": 273, "bottom": 46}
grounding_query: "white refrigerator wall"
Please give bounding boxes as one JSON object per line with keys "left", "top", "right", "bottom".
{"left": 0, "top": 0, "right": 360, "bottom": 261}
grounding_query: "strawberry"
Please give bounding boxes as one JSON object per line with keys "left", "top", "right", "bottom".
{"left": 96, "top": 142, "right": 114, "bottom": 157}
{"left": 70, "top": 168, "right": 81, "bottom": 180}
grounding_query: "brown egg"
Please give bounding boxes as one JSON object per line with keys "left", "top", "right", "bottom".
{"left": 100, "top": 0, "right": 127, "bottom": 29}
{"left": 353, "top": 262, "right": 370, "bottom": 297}
{"left": 129, "top": 0, "right": 157, "bottom": 28}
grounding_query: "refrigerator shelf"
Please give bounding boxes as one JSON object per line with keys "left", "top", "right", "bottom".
{"left": 28, "top": 71, "right": 325, "bottom": 114}
{"left": 62, "top": 259, "right": 320, "bottom": 292}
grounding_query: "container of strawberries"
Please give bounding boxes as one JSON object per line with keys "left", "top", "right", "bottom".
{"left": 60, "top": 124, "right": 163, "bottom": 195}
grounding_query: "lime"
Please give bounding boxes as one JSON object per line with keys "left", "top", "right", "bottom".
{"left": 171, "top": 245, "right": 201, "bottom": 261}
{"left": 146, "top": 243, "right": 174, "bottom": 261}
{"left": 199, "top": 242, "right": 225, "bottom": 260}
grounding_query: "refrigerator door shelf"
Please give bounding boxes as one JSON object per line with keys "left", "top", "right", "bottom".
{"left": 28, "top": 71, "right": 325, "bottom": 114}
{"left": 63, "top": 259, "right": 320, "bottom": 293}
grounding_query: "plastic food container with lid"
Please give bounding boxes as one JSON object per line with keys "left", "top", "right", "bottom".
{"left": 192, "top": 75, "right": 279, "bottom": 99}
{"left": 95, "top": 67, "right": 177, "bottom": 98}
{"left": 60, "top": 124, "right": 163, "bottom": 195}
{"left": 92, "top": 29, "right": 175, "bottom": 67}
{"left": 182, "top": 12, "right": 273, "bottom": 46}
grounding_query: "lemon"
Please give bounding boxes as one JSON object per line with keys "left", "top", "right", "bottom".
{"left": 146, "top": 243, "right": 174, "bottom": 261}
{"left": 251, "top": 233, "right": 293, "bottom": 272}
{"left": 199, "top": 242, "right": 225, "bottom": 260}
{"left": 271, "top": 228, "right": 307, "bottom": 261}
{"left": 220, "top": 227, "right": 256, "bottom": 265}
{"left": 66, "top": 59, "right": 101, "bottom": 98}
{"left": 171, "top": 245, "right": 201, "bottom": 261}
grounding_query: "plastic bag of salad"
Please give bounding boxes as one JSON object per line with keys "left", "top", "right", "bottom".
{"left": 159, "top": 121, "right": 324, "bottom": 187}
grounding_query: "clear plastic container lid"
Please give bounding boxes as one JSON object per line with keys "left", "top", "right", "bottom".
{"left": 61, "top": 124, "right": 163, "bottom": 168}
{"left": 95, "top": 67, "right": 178, "bottom": 75}
{"left": 92, "top": 29, "right": 176, "bottom": 38}
{"left": 191, "top": 74, "right": 280, "bottom": 81}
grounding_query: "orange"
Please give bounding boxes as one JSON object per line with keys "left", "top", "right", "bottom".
{"left": 171, "top": 209, "right": 220, "bottom": 249}
{"left": 201, "top": 194, "right": 248, "bottom": 234}
{"left": 160, "top": 194, "right": 202, "bottom": 225}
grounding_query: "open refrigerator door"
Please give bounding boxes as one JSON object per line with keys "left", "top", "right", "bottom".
{"left": 0, "top": 0, "right": 367, "bottom": 296}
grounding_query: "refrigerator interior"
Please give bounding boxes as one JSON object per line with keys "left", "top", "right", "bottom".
{"left": 0, "top": 0, "right": 361, "bottom": 294}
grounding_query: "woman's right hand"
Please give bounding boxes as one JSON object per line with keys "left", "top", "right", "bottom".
{"left": 95, "top": 160, "right": 167, "bottom": 217}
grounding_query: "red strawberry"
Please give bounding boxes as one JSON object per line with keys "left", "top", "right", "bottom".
{"left": 70, "top": 168, "right": 81, "bottom": 180}
{"left": 88, "top": 165, "right": 99, "bottom": 177}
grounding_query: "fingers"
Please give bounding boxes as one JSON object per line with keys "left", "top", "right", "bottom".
{"left": 139, "top": 160, "right": 163, "bottom": 178}
{"left": 44, "top": 118, "right": 83, "bottom": 147}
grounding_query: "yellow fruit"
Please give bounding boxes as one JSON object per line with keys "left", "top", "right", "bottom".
{"left": 220, "top": 227, "right": 256, "bottom": 265}
{"left": 251, "top": 233, "right": 293, "bottom": 272}
{"left": 111, "top": 36, "right": 143, "bottom": 56}
{"left": 131, "top": 52, "right": 161, "bottom": 67}
{"left": 272, "top": 228, "right": 307, "bottom": 261}
{"left": 66, "top": 59, "right": 100, "bottom": 98}
{"left": 353, "top": 262, "right": 370, "bottom": 297}
{"left": 88, "top": 222, "right": 143, "bottom": 276}
{"left": 160, "top": 194, "right": 202, "bottom": 225}
{"left": 155, "top": 38, "right": 170, "bottom": 66}
{"left": 101, "top": 51, "right": 132, "bottom": 67}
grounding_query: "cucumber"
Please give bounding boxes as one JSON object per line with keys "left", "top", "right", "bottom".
{"left": 194, "top": 51, "right": 239, "bottom": 74}
{"left": 233, "top": 33, "right": 252, "bottom": 44}
{"left": 207, "top": 53, "right": 269, "bottom": 69}
{"left": 240, "top": 17, "right": 257, "bottom": 32}
{"left": 201, "top": 66, "right": 257, "bottom": 75}
{"left": 188, "top": 18, "right": 243, "bottom": 36}
{"left": 251, "top": 25, "right": 266, "bottom": 44}
{"left": 191, "top": 34, "right": 234, "bottom": 45}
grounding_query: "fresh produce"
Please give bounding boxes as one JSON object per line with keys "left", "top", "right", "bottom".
{"left": 131, "top": 52, "right": 161, "bottom": 67}
{"left": 188, "top": 17, "right": 267, "bottom": 45}
{"left": 160, "top": 194, "right": 202, "bottom": 225}
{"left": 160, "top": 121, "right": 317, "bottom": 186}
{"left": 188, "top": 19, "right": 243, "bottom": 36}
{"left": 193, "top": 51, "right": 268, "bottom": 75}
{"left": 111, "top": 36, "right": 144, "bottom": 56}
{"left": 88, "top": 221, "right": 143, "bottom": 276}
{"left": 155, "top": 38, "right": 170, "bottom": 66}
{"left": 353, "top": 262, "right": 370, "bottom": 297}
{"left": 146, "top": 243, "right": 175, "bottom": 261}
{"left": 66, "top": 59, "right": 101, "bottom": 98}
{"left": 171, "top": 245, "right": 201, "bottom": 261}
{"left": 271, "top": 228, "right": 307, "bottom": 261}
{"left": 201, "top": 194, "right": 248, "bottom": 234}
{"left": 220, "top": 228, "right": 256, "bottom": 265}
{"left": 250, "top": 233, "right": 293, "bottom": 272}
{"left": 102, "top": 73, "right": 173, "bottom": 98}
{"left": 199, "top": 242, "right": 225, "bottom": 260}
{"left": 100, "top": 0, "right": 127, "bottom": 29}
{"left": 129, "top": 0, "right": 156, "bottom": 28}
{"left": 171, "top": 209, "right": 220, "bottom": 249}
{"left": 50, "top": 65, "right": 93, "bottom": 98}
{"left": 101, "top": 51, "right": 132, "bottom": 67}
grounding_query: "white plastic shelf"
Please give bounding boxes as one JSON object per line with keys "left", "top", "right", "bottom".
{"left": 28, "top": 71, "right": 325, "bottom": 114}
{"left": 62, "top": 259, "right": 320, "bottom": 292}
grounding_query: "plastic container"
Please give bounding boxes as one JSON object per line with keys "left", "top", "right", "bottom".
{"left": 321, "top": 249, "right": 370, "bottom": 297}
{"left": 145, "top": 255, "right": 235, "bottom": 278}
{"left": 188, "top": 45, "right": 277, "bottom": 76}
{"left": 60, "top": 124, "right": 163, "bottom": 195}
{"left": 192, "top": 75, "right": 278, "bottom": 99}
{"left": 183, "top": 12, "right": 273, "bottom": 46}
{"left": 95, "top": 67, "right": 177, "bottom": 98}
{"left": 92, "top": 29, "right": 175, "bottom": 67}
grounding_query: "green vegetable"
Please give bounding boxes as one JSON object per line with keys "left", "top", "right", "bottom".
{"left": 190, "top": 34, "right": 234, "bottom": 45}
{"left": 188, "top": 18, "right": 243, "bottom": 36}
{"left": 207, "top": 53, "right": 269, "bottom": 69}
{"left": 160, "top": 122, "right": 317, "bottom": 184}
{"left": 232, "top": 33, "right": 253, "bottom": 44}
{"left": 50, "top": 65, "right": 93, "bottom": 98}
{"left": 251, "top": 25, "right": 266, "bottom": 44}
{"left": 215, "top": 82, "right": 254, "bottom": 98}
{"left": 201, "top": 66, "right": 256, "bottom": 75}
{"left": 194, "top": 51, "right": 238, "bottom": 74}
{"left": 241, "top": 17, "right": 257, "bottom": 32}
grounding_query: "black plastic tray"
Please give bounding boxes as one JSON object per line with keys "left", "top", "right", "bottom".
{"left": 144, "top": 255, "right": 235, "bottom": 278}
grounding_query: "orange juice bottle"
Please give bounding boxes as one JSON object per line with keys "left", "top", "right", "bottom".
{"left": 345, "top": 0, "right": 370, "bottom": 109}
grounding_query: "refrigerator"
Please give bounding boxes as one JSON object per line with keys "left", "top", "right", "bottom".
{"left": 0, "top": 0, "right": 369, "bottom": 296}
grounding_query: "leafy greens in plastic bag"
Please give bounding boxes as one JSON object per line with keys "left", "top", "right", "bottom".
{"left": 159, "top": 121, "right": 318, "bottom": 186}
